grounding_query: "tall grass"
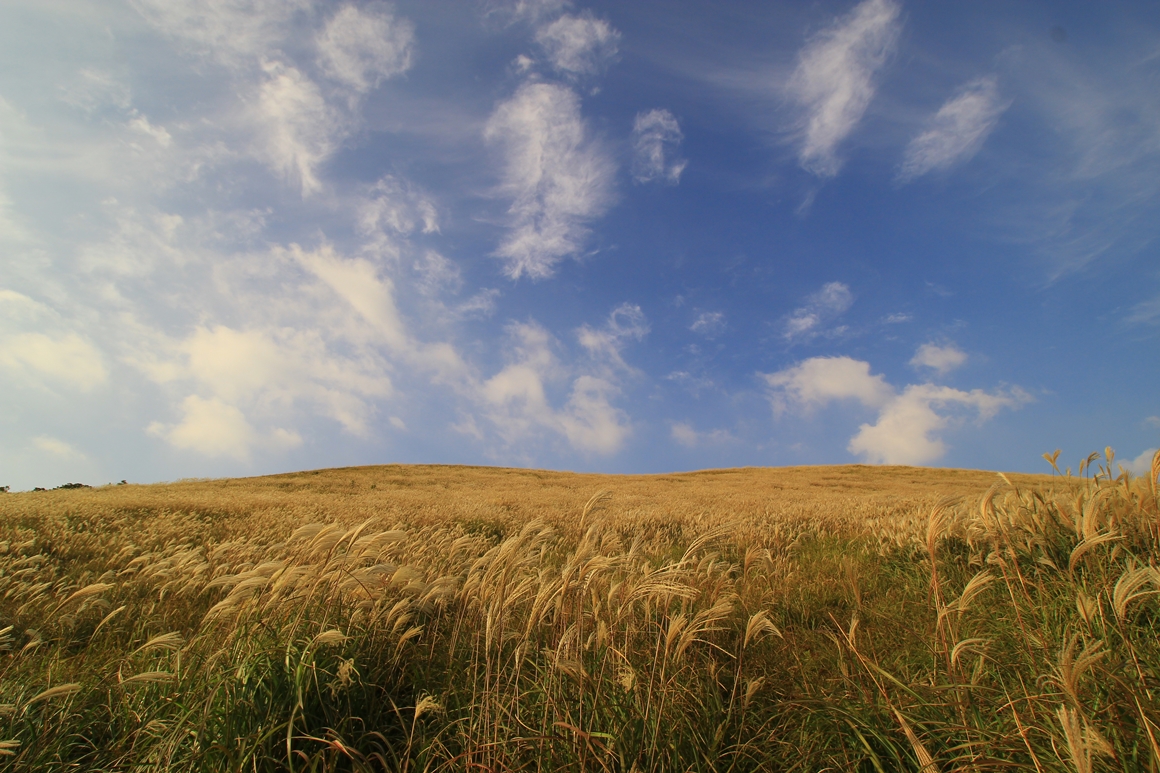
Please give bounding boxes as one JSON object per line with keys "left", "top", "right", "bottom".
{"left": 1, "top": 452, "right": 1157, "bottom": 771}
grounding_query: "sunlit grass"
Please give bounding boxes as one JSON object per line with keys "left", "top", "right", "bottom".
{"left": 1, "top": 452, "right": 1157, "bottom": 771}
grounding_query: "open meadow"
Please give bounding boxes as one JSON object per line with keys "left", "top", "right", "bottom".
{"left": 2, "top": 453, "right": 1159, "bottom": 771}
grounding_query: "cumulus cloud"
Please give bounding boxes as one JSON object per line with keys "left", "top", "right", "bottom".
{"left": 898, "top": 76, "right": 1007, "bottom": 181}
{"left": 535, "top": 12, "right": 620, "bottom": 76}
{"left": 763, "top": 356, "right": 893, "bottom": 417}
{"left": 848, "top": 383, "right": 1019, "bottom": 465}
{"left": 176, "top": 324, "right": 393, "bottom": 436}
{"left": 484, "top": 82, "right": 616, "bottom": 279}
{"left": 481, "top": 308, "right": 644, "bottom": 456}
{"left": 690, "top": 311, "right": 726, "bottom": 337}
{"left": 784, "top": 281, "right": 853, "bottom": 341}
{"left": 910, "top": 342, "right": 968, "bottom": 376}
{"left": 315, "top": 3, "right": 414, "bottom": 94}
{"left": 788, "top": 0, "right": 902, "bottom": 177}
{"left": 127, "top": 232, "right": 467, "bottom": 460}
{"left": 764, "top": 355, "right": 1026, "bottom": 465}
{"left": 631, "top": 109, "right": 687, "bottom": 184}
{"left": 1125, "top": 448, "right": 1159, "bottom": 478}
{"left": 149, "top": 395, "right": 269, "bottom": 461}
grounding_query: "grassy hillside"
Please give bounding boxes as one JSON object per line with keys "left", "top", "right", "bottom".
{"left": 1, "top": 456, "right": 1158, "bottom": 771}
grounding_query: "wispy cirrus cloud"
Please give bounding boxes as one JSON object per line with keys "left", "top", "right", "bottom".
{"left": 690, "top": 311, "right": 726, "bottom": 337}
{"left": 253, "top": 59, "right": 343, "bottom": 196}
{"left": 670, "top": 422, "right": 735, "bottom": 449}
{"left": 788, "top": 0, "right": 902, "bottom": 177}
{"left": 315, "top": 4, "right": 415, "bottom": 96}
{"left": 1125, "top": 293, "right": 1160, "bottom": 327}
{"left": 898, "top": 76, "right": 1007, "bottom": 182}
{"left": 484, "top": 81, "right": 616, "bottom": 279}
{"left": 535, "top": 12, "right": 620, "bottom": 77}
{"left": 130, "top": 0, "right": 310, "bottom": 68}
{"left": 631, "top": 109, "right": 687, "bottom": 184}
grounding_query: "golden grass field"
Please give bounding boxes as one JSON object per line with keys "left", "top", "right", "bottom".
{"left": 1, "top": 452, "right": 1158, "bottom": 772}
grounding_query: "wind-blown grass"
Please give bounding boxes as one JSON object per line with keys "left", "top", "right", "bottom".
{"left": 1, "top": 453, "right": 1158, "bottom": 771}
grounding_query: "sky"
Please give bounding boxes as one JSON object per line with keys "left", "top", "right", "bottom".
{"left": 1, "top": 0, "right": 1159, "bottom": 490}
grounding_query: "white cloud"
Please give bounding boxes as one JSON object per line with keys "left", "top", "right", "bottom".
{"left": 671, "top": 422, "right": 699, "bottom": 448}
{"left": 254, "top": 59, "right": 342, "bottom": 196}
{"left": 670, "top": 422, "right": 734, "bottom": 449}
{"left": 631, "top": 109, "right": 687, "bottom": 184}
{"left": 177, "top": 324, "right": 392, "bottom": 436}
{"left": 557, "top": 375, "right": 630, "bottom": 454}
{"left": 1126, "top": 294, "right": 1160, "bottom": 327}
{"left": 131, "top": 0, "right": 310, "bottom": 67}
{"left": 788, "top": 0, "right": 902, "bottom": 177}
{"left": 78, "top": 205, "right": 185, "bottom": 276}
{"left": 763, "top": 355, "right": 893, "bottom": 417}
{"left": 1146, "top": 416, "right": 1160, "bottom": 429}
{"left": 898, "top": 76, "right": 1007, "bottom": 181}
{"left": 484, "top": 0, "right": 568, "bottom": 24}
{"left": 414, "top": 251, "right": 463, "bottom": 295}
{"left": 358, "top": 176, "right": 440, "bottom": 242}
{"left": 784, "top": 281, "right": 853, "bottom": 341}
{"left": 883, "top": 312, "right": 912, "bottom": 324}
{"left": 535, "top": 12, "right": 620, "bottom": 76}
{"left": 0, "top": 332, "right": 108, "bottom": 391}
{"left": 576, "top": 303, "right": 649, "bottom": 373}
{"left": 848, "top": 383, "right": 1020, "bottom": 465}
{"left": 690, "top": 311, "right": 726, "bottom": 337}
{"left": 484, "top": 82, "right": 616, "bottom": 279}
{"left": 33, "top": 436, "right": 85, "bottom": 460}
{"left": 58, "top": 68, "right": 133, "bottom": 115}
{"left": 480, "top": 310, "right": 641, "bottom": 456}
{"left": 764, "top": 355, "right": 1026, "bottom": 465}
{"left": 456, "top": 288, "right": 501, "bottom": 319}
{"left": 1125, "top": 448, "right": 1158, "bottom": 478}
{"left": 910, "top": 342, "right": 968, "bottom": 376}
{"left": 315, "top": 4, "right": 414, "bottom": 94}
{"left": 148, "top": 395, "right": 258, "bottom": 461}
{"left": 292, "top": 243, "right": 410, "bottom": 351}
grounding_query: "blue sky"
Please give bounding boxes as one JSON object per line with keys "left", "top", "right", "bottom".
{"left": 2, "top": 0, "right": 1158, "bottom": 489}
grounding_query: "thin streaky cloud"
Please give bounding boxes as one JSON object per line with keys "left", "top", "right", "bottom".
{"left": 788, "top": 0, "right": 902, "bottom": 178}
{"left": 898, "top": 76, "right": 1007, "bottom": 181}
